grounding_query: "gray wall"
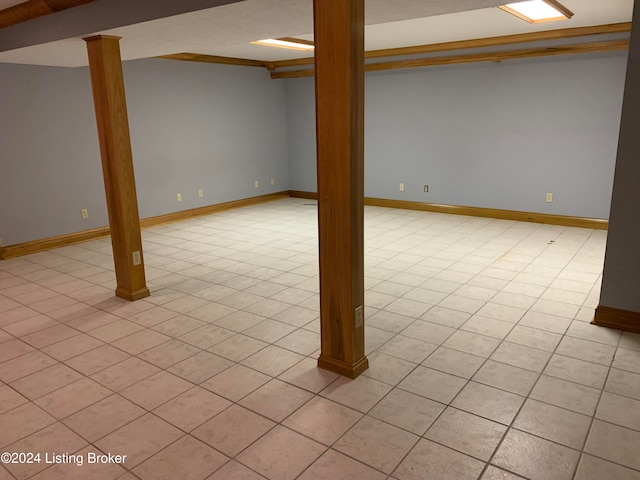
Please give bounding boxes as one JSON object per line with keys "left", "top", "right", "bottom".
{"left": 0, "top": 58, "right": 289, "bottom": 246}
{"left": 600, "top": 0, "right": 640, "bottom": 312}
{"left": 286, "top": 52, "right": 627, "bottom": 219}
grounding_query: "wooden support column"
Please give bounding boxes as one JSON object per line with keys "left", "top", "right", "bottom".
{"left": 314, "top": 0, "right": 368, "bottom": 378}
{"left": 84, "top": 35, "right": 149, "bottom": 301}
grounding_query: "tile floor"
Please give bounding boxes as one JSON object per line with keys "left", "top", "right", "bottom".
{"left": 1, "top": 197, "right": 639, "bottom": 480}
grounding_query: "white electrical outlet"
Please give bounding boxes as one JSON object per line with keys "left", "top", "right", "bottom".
{"left": 198, "top": 189, "right": 203, "bottom": 198}
{"left": 255, "top": 180, "right": 260, "bottom": 188}
{"left": 81, "top": 209, "right": 89, "bottom": 219}
{"left": 399, "top": 183, "right": 405, "bottom": 192}
{"left": 546, "top": 193, "right": 553, "bottom": 203}
{"left": 132, "top": 250, "right": 141, "bottom": 266}
{"left": 176, "top": 193, "right": 182, "bottom": 202}
{"left": 424, "top": 185, "right": 429, "bottom": 193}
{"left": 271, "top": 178, "right": 275, "bottom": 185}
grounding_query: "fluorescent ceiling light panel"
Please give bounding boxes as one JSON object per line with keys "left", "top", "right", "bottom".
{"left": 499, "top": 0, "right": 574, "bottom": 23}
{"left": 251, "top": 38, "right": 314, "bottom": 51}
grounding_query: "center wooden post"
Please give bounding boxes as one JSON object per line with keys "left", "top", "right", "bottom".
{"left": 84, "top": 35, "right": 149, "bottom": 301}
{"left": 314, "top": 0, "right": 368, "bottom": 378}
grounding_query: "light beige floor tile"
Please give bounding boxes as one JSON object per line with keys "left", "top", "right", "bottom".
{"left": 367, "top": 311, "right": 416, "bottom": 333}
{"left": 437, "top": 295, "right": 485, "bottom": 315}
{"left": 556, "top": 336, "right": 615, "bottom": 365}
{"left": 208, "top": 334, "right": 268, "bottom": 362}
{"left": 63, "top": 394, "right": 145, "bottom": 442}
{"left": 298, "top": 449, "right": 387, "bottom": 480}
{"left": 20, "top": 324, "right": 79, "bottom": 349}
{"left": 543, "top": 354, "right": 609, "bottom": 389}
{"left": 41, "top": 334, "right": 105, "bottom": 361}
{"left": 613, "top": 348, "right": 640, "bottom": 374}
{"left": 238, "top": 426, "right": 325, "bottom": 480}
{"left": 0, "top": 385, "right": 28, "bottom": 414}
{"left": 530, "top": 375, "right": 601, "bottom": 416}
{"left": 120, "top": 371, "right": 194, "bottom": 410}
{"left": 87, "top": 319, "right": 144, "bottom": 343}
{"left": 206, "top": 460, "right": 267, "bottom": 480}
{"left": 334, "top": 416, "right": 418, "bottom": 474}
{"left": 2, "top": 315, "right": 57, "bottom": 338}
{"left": 421, "top": 347, "right": 484, "bottom": 379}
{"left": 574, "top": 454, "right": 640, "bottom": 480}
{"left": 241, "top": 345, "right": 305, "bottom": 377}
{"left": 283, "top": 396, "right": 362, "bottom": 445}
{"left": 518, "top": 310, "right": 571, "bottom": 334}
{"left": 400, "top": 321, "right": 456, "bottom": 345}
{"left": 137, "top": 339, "right": 200, "bottom": 369}
{"left": 420, "top": 306, "right": 471, "bottom": 328}
{"left": 128, "top": 306, "right": 179, "bottom": 327}
{"left": 452, "top": 381, "right": 525, "bottom": 425}
{"left": 150, "top": 315, "right": 205, "bottom": 337}
{"left": 321, "top": 375, "right": 392, "bottom": 412}
{"left": 567, "top": 321, "right": 621, "bottom": 346}
{"left": 34, "top": 377, "right": 111, "bottom": 419}
{"left": 240, "top": 379, "right": 313, "bottom": 422}
{"left": 490, "top": 342, "right": 552, "bottom": 373}
{"left": 95, "top": 413, "right": 183, "bottom": 468}
{"left": 275, "top": 329, "right": 321, "bottom": 356}
{"left": 513, "top": 399, "right": 591, "bottom": 449}
{"left": 193, "top": 404, "right": 275, "bottom": 457}
{"left": 3, "top": 422, "right": 87, "bottom": 480}
{"left": 202, "top": 364, "right": 270, "bottom": 401}
{"left": 476, "top": 303, "right": 526, "bottom": 323}
{"left": 605, "top": 368, "right": 640, "bottom": 401}
{"left": 243, "top": 319, "right": 297, "bottom": 343}
{"left": 0, "top": 351, "right": 58, "bottom": 383}
{"left": 505, "top": 325, "right": 562, "bottom": 352}
{"left": 177, "top": 324, "right": 236, "bottom": 349}
{"left": 154, "top": 387, "right": 231, "bottom": 432}
{"left": 461, "top": 315, "right": 514, "bottom": 339}
{"left": 90, "top": 357, "right": 160, "bottom": 391}
{"left": 472, "top": 360, "right": 538, "bottom": 396}
{"left": 425, "top": 407, "right": 506, "bottom": 461}
{"left": 490, "top": 292, "right": 536, "bottom": 310}
{"left": 377, "top": 335, "right": 437, "bottom": 363}
{"left": 277, "top": 357, "right": 339, "bottom": 393}
{"left": 397, "top": 366, "right": 466, "bottom": 404}
{"left": 133, "top": 435, "right": 228, "bottom": 480}
{"left": 369, "top": 388, "right": 444, "bottom": 435}
{"left": 64, "top": 345, "right": 130, "bottom": 376}
{"left": 362, "top": 352, "right": 416, "bottom": 386}
{"left": 111, "top": 329, "right": 171, "bottom": 355}
{"left": 28, "top": 445, "right": 127, "bottom": 480}
{"left": 443, "top": 330, "right": 500, "bottom": 357}
{"left": 168, "top": 351, "right": 233, "bottom": 384}
{"left": 0, "top": 403, "right": 56, "bottom": 449}
{"left": 481, "top": 466, "right": 526, "bottom": 480}
{"left": 10, "top": 363, "right": 83, "bottom": 400}
{"left": 596, "top": 392, "right": 640, "bottom": 432}
{"left": 273, "top": 305, "right": 319, "bottom": 327}
{"left": 619, "top": 332, "right": 640, "bottom": 352}
{"left": 585, "top": 420, "right": 640, "bottom": 470}
{"left": 493, "top": 429, "right": 580, "bottom": 480}
{"left": 394, "top": 439, "right": 484, "bottom": 480}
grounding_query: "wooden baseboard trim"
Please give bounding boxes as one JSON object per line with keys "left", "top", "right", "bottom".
{"left": 593, "top": 305, "right": 640, "bottom": 334}
{"left": 288, "top": 191, "right": 608, "bottom": 229}
{"left": 0, "top": 226, "right": 111, "bottom": 260}
{"left": 139, "top": 191, "right": 289, "bottom": 228}
{"left": 0, "top": 191, "right": 289, "bottom": 260}
{"left": 288, "top": 190, "right": 318, "bottom": 200}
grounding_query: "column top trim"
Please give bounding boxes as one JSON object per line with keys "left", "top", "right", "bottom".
{"left": 83, "top": 35, "right": 122, "bottom": 42}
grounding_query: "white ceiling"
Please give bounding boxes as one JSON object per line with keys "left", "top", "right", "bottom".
{"left": 0, "top": 0, "right": 633, "bottom": 67}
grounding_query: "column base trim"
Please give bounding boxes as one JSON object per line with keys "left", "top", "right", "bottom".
{"left": 115, "top": 286, "right": 151, "bottom": 301}
{"left": 318, "top": 354, "right": 369, "bottom": 379}
{"left": 593, "top": 305, "right": 640, "bottom": 334}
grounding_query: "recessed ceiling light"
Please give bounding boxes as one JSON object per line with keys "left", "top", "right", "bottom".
{"left": 251, "top": 38, "right": 314, "bottom": 51}
{"left": 499, "top": 0, "right": 574, "bottom": 23}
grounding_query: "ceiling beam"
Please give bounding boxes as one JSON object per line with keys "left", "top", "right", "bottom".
{"left": 270, "top": 22, "right": 632, "bottom": 69}
{"left": 271, "top": 39, "right": 630, "bottom": 79}
{"left": 158, "top": 53, "right": 271, "bottom": 68}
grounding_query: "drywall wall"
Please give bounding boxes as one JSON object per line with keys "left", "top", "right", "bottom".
{"left": 286, "top": 51, "right": 627, "bottom": 219}
{"left": 0, "top": 58, "right": 289, "bottom": 246}
{"left": 600, "top": 0, "right": 640, "bottom": 313}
